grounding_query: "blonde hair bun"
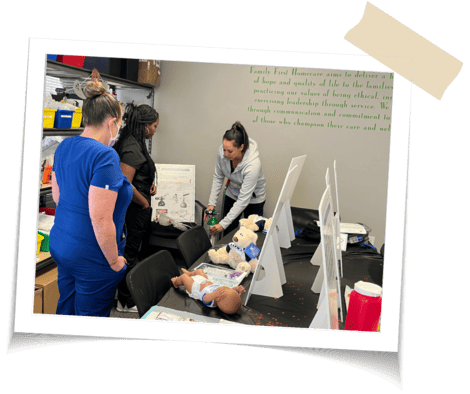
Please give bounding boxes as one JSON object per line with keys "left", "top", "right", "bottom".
{"left": 83, "top": 80, "right": 107, "bottom": 98}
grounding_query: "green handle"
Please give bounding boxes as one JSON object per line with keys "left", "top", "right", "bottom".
{"left": 208, "top": 217, "right": 219, "bottom": 225}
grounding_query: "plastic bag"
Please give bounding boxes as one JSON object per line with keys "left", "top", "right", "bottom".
{"left": 37, "top": 212, "right": 55, "bottom": 232}
{"left": 42, "top": 136, "right": 63, "bottom": 151}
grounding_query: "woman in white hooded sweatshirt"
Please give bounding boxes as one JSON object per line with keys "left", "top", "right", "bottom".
{"left": 205, "top": 121, "right": 267, "bottom": 237}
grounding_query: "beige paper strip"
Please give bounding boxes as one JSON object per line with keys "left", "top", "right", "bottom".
{"left": 345, "top": 3, "right": 462, "bottom": 99}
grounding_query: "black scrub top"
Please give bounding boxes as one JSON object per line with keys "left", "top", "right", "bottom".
{"left": 119, "top": 135, "right": 155, "bottom": 205}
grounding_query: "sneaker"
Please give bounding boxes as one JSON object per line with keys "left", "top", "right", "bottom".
{"left": 116, "top": 300, "right": 138, "bottom": 313}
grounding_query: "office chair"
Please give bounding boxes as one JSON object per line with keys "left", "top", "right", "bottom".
{"left": 126, "top": 250, "right": 181, "bottom": 318}
{"left": 146, "top": 200, "right": 206, "bottom": 252}
{"left": 175, "top": 225, "right": 212, "bottom": 269}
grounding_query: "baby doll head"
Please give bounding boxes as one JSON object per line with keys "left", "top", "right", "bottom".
{"left": 215, "top": 287, "right": 242, "bottom": 315}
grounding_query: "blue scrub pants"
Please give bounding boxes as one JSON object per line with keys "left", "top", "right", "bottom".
{"left": 51, "top": 248, "right": 127, "bottom": 317}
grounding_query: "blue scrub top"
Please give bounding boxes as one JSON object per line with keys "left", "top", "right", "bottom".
{"left": 50, "top": 136, "right": 133, "bottom": 265}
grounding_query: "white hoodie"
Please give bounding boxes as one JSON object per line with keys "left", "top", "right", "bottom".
{"left": 208, "top": 138, "right": 267, "bottom": 229}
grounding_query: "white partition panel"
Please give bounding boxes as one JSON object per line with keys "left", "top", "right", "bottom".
{"left": 310, "top": 282, "right": 329, "bottom": 329}
{"left": 333, "top": 161, "right": 344, "bottom": 277}
{"left": 276, "top": 155, "right": 307, "bottom": 247}
{"left": 331, "top": 217, "right": 344, "bottom": 323}
{"left": 310, "top": 165, "right": 331, "bottom": 269}
{"left": 311, "top": 246, "right": 323, "bottom": 292}
{"left": 276, "top": 204, "right": 293, "bottom": 249}
{"left": 245, "top": 163, "right": 302, "bottom": 304}
{"left": 309, "top": 184, "right": 339, "bottom": 329}
{"left": 283, "top": 199, "right": 295, "bottom": 241}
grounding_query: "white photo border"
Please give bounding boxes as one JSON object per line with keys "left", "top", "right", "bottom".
{"left": 15, "top": 38, "right": 411, "bottom": 352}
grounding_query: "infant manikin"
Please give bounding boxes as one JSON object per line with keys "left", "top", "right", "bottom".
{"left": 171, "top": 268, "right": 245, "bottom": 314}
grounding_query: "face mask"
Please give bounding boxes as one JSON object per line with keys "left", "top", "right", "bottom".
{"left": 108, "top": 121, "right": 120, "bottom": 147}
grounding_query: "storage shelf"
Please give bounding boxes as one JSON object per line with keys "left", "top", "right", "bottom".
{"left": 40, "top": 184, "right": 52, "bottom": 197}
{"left": 43, "top": 128, "right": 83, "bottom": 137}
{"left": 36, "top": 252, "right": 55, "bottom": 272}
{"left": 37, "top": 59, "right": 155, "bottom": 278}
{"left": 46, "top": 60, "right": 156, "bottom": 92}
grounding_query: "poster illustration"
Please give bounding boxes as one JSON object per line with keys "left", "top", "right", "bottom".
{"left": 152, "top": 164, "right": 195, "bottom": 223}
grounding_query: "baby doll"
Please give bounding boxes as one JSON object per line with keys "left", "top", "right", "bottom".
{"left": 171, "top": 268, "right": 246, "bottom": 314}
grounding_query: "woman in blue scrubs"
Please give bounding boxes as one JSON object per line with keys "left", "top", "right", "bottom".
{"left": 49, "top": 78, "right": 133, "bottom": 317}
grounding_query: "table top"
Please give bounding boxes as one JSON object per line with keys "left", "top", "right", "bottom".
{"left": 155, "top": 228, "right": 268, "bottom": 325}
{"left": 154, "top": 224, "right": 383, "bottom": 328}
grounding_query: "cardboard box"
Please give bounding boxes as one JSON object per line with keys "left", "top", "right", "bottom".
{"left": 138, "top": 60, "right": 161, "bottom": 86}
{"left": 35, "top": 266, "right": 59, "bottom": 314}
{"left": 34, "top": 286, "right": 43, "bottom": 314}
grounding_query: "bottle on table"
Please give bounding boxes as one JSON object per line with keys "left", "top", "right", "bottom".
{"left": 345, "top": 281, "right": 382, "bottom": 332}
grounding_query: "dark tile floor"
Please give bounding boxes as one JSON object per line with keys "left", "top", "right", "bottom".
{"left": 109, "top": 305, "right": 140, "bottom": 319}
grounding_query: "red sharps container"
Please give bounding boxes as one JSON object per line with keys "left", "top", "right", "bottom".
{"left": 345, "top": 281, "right": 382, "bottom": 332}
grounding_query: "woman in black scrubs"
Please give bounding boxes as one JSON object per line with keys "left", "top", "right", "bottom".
{"left": 113, "top": 103, "right": 159, "bottom": 312}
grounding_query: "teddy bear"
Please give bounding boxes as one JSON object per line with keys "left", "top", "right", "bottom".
{"left": 262, "top": 217, "right": 273, "bottom": 234}
{"left": 239, "top": 214, "right": 273, "bottom": 233}
{"left": 235, "top": 262, "right": 252, "bottom": 273}
{"left": 208, "top": 227, "right": 259, "bottom": 273}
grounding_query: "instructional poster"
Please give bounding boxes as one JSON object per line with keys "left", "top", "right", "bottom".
{"left": 152, "top": 164, "right": 195, "bottom": 222}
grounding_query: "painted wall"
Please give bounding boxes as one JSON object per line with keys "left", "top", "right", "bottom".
{"left": 152, "top": 60, "right": 393, "bottom": 249}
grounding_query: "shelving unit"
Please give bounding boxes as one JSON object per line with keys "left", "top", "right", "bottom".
{"left": 43, "top": 128, "right": 84, "bottom": 137}
{"left": 46, "top": 60, "right": 156, "bottom": 95}
{"left": 39, "top": 184, "right": 52, "bottom": 196}
{"left": 36, "top": 251, "right": 53, "bottom": 272}
{"left": 37, "top": 59, "right": 156, "bottom": 272}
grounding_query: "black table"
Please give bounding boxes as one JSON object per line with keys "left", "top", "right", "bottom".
{"left": 156, "top": 208, "right": 384, "bottom": 328}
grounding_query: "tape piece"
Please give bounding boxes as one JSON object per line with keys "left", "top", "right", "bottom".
{"left": 345, "top": 3, "right": 462, "bottom": 100}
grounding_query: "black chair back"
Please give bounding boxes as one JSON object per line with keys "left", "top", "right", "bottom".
{"left": 176, "top": 225, "right": 212, "bottom": 269}
{"left": 126, "top": 250, "right": 180, "bottom": 318}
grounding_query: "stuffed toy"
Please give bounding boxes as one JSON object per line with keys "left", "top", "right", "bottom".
{"left": 154, "top": 211, "right": 191, "bottom": 231}
{"left": 263, "top": 217, "right": 273, "bottom": 234}
{"left": 239, "top": 214, "right": 272, "bottom": 233}
{"left": 208, "top": 227, "right": 259, "bottom": 273}
{"left": 235, "top": 262, "right": 252, "bottom": 273}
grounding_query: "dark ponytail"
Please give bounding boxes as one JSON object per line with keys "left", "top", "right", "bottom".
{"left": 223, "top": 121, "right": 250, "bottom": 152}
{"left": 114, "top": 103, "right": 159, "bottom": 180}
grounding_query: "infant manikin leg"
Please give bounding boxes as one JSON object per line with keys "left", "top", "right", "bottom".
{"left": 171, "top": 273, "right": 195, "bottom": 293}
